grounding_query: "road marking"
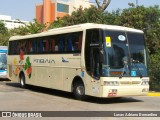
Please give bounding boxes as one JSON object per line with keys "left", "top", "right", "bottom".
{"left": 148, "top": 92, "right": 160, "bottom": 96}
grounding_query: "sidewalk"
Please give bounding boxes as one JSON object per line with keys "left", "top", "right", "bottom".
{"left": 148, "top": 91, "right": 160, "bottom": 96}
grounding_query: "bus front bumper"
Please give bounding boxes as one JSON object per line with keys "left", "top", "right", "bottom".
{"left": 101, "top": 85, "right": 149, "bottom": 98}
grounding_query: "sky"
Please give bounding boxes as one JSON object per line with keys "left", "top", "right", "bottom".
{"left": 0, "top": 0, "right": 159, "bottom": 22}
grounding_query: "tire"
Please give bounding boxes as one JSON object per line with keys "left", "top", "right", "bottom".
{"left": 73, "top": 81, "right": 87, "bottom": 100}
{"left": 19, "top": 74, "right": 26, "bottom": 88}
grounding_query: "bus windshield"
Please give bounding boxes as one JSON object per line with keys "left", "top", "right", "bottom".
{"left": 0, "top": 53, "right": 7, "bottom": 70}
{"left": 102, "top": 30, "right": 148, "bottom": 77}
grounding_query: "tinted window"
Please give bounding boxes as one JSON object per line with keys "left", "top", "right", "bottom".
{"left": 8, "top": 31, "right": 83, "bottom": 55}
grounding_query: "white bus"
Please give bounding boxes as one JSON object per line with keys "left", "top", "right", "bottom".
{"left": 0, "top": 46, "right": 7, "bottom": 78}
{"left": 7, "top": 23, "right": 149, "bottom": 100}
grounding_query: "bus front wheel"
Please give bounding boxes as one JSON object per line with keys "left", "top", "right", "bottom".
{"left": 19, "top": 74, "right": 26, "bottom": 88}
{"left": 73, "top": 81, "right": 86, "bottom": 100}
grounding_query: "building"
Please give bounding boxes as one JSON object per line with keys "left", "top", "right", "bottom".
{"left": 0, "top": 15, "right": 29, "bottom": 29}
{"left": 36, "top": 0, "right": 92, "bottom": 24}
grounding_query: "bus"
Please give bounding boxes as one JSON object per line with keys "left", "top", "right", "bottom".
{"left": 0, "top": 46, "right": 7, "bottom": 78}
{"left": 7, "top": 23, "right": 149, "bottom": 100}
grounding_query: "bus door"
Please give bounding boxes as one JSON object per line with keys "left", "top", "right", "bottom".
{"left": 85, "top": 29, "right": 102, "bottom": 94}
{"left": 90, "top": 44, "right": 102, "bottom": 95}
{"left": 90, "top": 47, "right": 100, "bottom": 79}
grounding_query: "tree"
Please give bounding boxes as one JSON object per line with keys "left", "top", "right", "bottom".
{"left": 0, "top": 21, "right": 7, "bottom": 34}
{"left": 119, "top": 5, "right": 160, "bottom": 54}
{"left": 26, "top": 19, "right": 46, "bottom": 34}
{"left": 149, "top": 53, "right": 160, "bottom": 91}
{"left": 95, "top": 0, "right": 111, "bottom": 12}
{"left": 48, "top": 6, "right": 104, "bottom": 29}
{"left": 9, "top": 19, "right": 46, "bottom": 36}
{"left": 0, "top": 21, "right": 9, "bottom": 45}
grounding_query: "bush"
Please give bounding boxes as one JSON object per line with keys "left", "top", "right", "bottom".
{"left": 149, "top": 53, "right": 160, "bottom": 91}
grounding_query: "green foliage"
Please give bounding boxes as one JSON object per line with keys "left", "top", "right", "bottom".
{"left": 102, "top": 9, "right": 121, "bottom": 25}
{"left": 26, "top": 19, "right": 46, "bottom": 34}
{"left": 48, "top": 6, "right": 121, "bottom": 29}
{"left": 48, "top": 6, "right": 104, "bottom": 29}
{"left": 9, "top": 26, "right": 28, "bottom": 36}
{"left": 9, "top": 19, "right": 46, "bottom": 36}
{"left": 0, "top": 21, "right": 9, "bottom": 45}
{"left": 48, "top": 18, "right": 64, "bottom": 29}
{"left": 120, "top": 5, "right": 160, "bottom": 54}
{"left": 0, "top": 32, "right": 9, "bottom": 46}
{"left": 0, "top": 19, "right": 46, "bottom": 46}
{"left": 149, "top": 52, "right": 160, "bottom": 91}
{"left": 0, "top": 21, "right": 7, "bottom": 34}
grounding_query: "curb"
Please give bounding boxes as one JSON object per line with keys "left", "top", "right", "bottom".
{"left": 147, "top": 92, "right": 160, "bottom": 96}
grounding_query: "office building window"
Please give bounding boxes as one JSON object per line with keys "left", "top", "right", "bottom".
{"left": 57, "top": 3, "right": 69, "bottom": 13}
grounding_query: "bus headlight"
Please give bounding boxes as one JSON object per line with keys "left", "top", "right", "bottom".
{"left": 104, "top": 81, "right": 119, "bottom": 86}
{"left": 141, "top": 81, "right": 149, "bottom": 85}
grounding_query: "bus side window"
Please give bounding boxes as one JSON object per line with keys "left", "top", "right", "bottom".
{"left": 55, "top": 41, "right": 59, "bottom": 52}
{"left": 28, "top": 41, "right": 33, "bottom": 53}
{"left": 39, "top": 39, "right": 48, "bottom": 53}
{"left": 45, "top": 40, "right": 49, "bottom": 52}
{"left": 23, "top": 41, "right": 27, "bottom": 53}
{"left": 16, "top": 41, "right": 20, "bottom": 54}
{"left": 24, "top": 41, "right": 29, "bottom": 54}
{"left": 50, "top": 39, "right": 55, "bottom": 52}
{"left": 67, "top": 36, "right": 73, "bottom": 51}
{"left": 9, "top": 41, "right": 15, "bottom": 55}
{"left": 53, "top": 36, "right": 59, "bottom": 52}
{"left": 78, "top": 32, "right": 82, "bottom": 51}
{"left": 39, "top": 40, "right": 44, "bottom": 53}
{"left": 59, "top": 37, "right": 64, "bottom": 52}
{"left": 33, "top": 40, "right": 37, "bottom": 53}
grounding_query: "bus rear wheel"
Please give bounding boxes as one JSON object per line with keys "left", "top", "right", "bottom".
{"left": 73, "top": 81, "right": 86, "bottom": 100}
{"left": 19, "top": 74, "right": 26, "bottom": 88}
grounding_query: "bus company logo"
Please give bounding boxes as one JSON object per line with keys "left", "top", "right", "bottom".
{"left": 62, "top": 57, "right": 69, "bottom": 63}
{"left": 33, "top": 59, "right": 55, "bottom": 64}
{"left": 2, "top": 112, "right": 11, "bottom": 117}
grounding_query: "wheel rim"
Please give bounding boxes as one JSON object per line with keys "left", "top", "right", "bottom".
{"left": 76, "top": 86, "right": 84, "bottom": 95}
{"left": 20, "top": 77, "right": 24, "bottom": 86}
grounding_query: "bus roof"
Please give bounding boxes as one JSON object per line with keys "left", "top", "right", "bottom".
{"left": 9, "top": 23, "right": 144, "bottom": 41}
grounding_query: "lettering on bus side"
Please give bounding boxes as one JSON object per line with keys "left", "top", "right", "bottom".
{"left": 33, "top": 59, "right": 55, "bottom": 64}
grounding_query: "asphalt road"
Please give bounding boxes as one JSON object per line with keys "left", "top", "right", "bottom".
{"left": 0, "top": 80, "right": 159, "bottom": 120}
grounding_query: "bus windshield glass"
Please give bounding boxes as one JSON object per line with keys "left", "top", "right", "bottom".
{"left": 0, "top": 53, "right": 7, "bottom": 70}
{"left": 102, "top": 30, "right": 148, "bottom": 77}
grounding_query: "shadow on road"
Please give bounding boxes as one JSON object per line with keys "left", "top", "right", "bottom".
{"left": 0, "top": 78, "right": 10, "bottom": 81}
{"left": 5, "top": 82, "right": 143, "bottom": 104}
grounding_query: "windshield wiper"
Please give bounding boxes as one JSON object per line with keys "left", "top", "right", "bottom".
{"left": 132, "top": 60, "right": 143, "bottom": 78}
{"left": 119, "top": 71, "right": 126, "bottom": 79}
